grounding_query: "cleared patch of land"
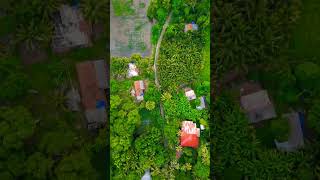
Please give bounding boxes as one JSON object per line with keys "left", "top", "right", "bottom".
{"left": 110, "top": 0, "right": 152, "bottom": 57}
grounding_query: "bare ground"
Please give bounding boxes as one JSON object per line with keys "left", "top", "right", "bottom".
{"left": 110, "top": 0, "right": 152, "bottom": 57}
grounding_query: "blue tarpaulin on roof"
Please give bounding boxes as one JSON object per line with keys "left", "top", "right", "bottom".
{"left": 96, "top": 100, "right": 106, "bottom": 109}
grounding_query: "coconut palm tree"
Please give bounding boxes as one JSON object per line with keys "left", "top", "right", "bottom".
{"left": 36, "top": 0, "right": 61, "bottom": 22}
{"left": 15, "top": 20, "right": 53, "bottom": 51}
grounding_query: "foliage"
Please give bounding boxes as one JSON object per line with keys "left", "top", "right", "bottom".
{"left": 15, "top": 20, "right": 53, "bottom": 51}
{"left": 0, "top": 106, "right": 35, "bottom": 150}
{"left": 147, "top": 0, "right": 171, "bottom": 21}
{"left": 145, "top": 101, "right": 156, "bottom": 111}
{"left": 47, "top": 60, "right": 70, "bottom": 88}
{"left": 39, "top": 130, "right": 76, "bottom": 155}
{"left": 294, "top": 62, "right": 320, "bottom": 93}
{"left": 81, "top": 0, "right": 109, "bottom": 24}
{"left": 163, "top": 93, "right": 202, "bottom": 121}
{"left": 12, "top": 0, "right": 60, "bottom": 50}
{"left": 111, "top": 0, "right": 134, "bottom": 16}
{"left": 213, "top": 0, "right": 301, "bottom": 75}
{"left": 193, "top": 159, "right": 210, "bottom": 179}
{"left": 0, "top": 58, "right": 30, "bottom": 102}
{"left": 195, "top": 81, "right": 210, "bottom": 97}
{"left": 55, "top": 151, "right": 98, "bottom": 180}
{"left": 151, "top": 23, "right": 161, "bottom": 45}
{"left": 25, "top": 152, "right": 53, "bottom": 179}
{"left": 135, "top": 127, "right": 166, "bottom": 170}
{"left": 158, "top": 33, "right": 204, "bottom": 90}
{"left": 110, "top": 94, "right": 141, "bottom": 176}
{"left": 144, "top": 85, "right": 161, "bottom": 102}
{"left": 308, "top": 98, "right": 320, "bottom": 136}
{"left": 213, "top": 95, "right": 313, "bottom": 179}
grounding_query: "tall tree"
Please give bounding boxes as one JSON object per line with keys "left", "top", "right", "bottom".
{"left": 55, "top": 151, "right": 98, "bottom": 180}
{"left": 25, "top": 152, "right": 53, "bottom": 179}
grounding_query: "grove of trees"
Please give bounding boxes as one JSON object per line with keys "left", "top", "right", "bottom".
{"left": 0, "top": 0, "right": 109, "bottom": 179}
{"left": 213, "top": 0, "right": 320, "bottom": 179}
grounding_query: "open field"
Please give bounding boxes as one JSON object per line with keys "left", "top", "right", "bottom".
{"left": 110, "top": 0, "right": 152, "bottom": 57}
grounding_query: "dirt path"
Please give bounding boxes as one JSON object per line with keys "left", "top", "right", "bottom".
{"left": 154, "top": 12, "right": 172, "bottom": 88}
{"left": 153, "top": 12, "right": 172, "bottom": 118}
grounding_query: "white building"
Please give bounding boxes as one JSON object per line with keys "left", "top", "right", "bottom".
{"left": 128, "top": 62, "right": 139, "bottom": 78}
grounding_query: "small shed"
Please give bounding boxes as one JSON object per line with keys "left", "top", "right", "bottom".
{"left": 128, "top": 62, "right": 139, "bottom": 78}
{"left": 134, "top": 80, "right": 145, "bottom": 101}
{"left": 180, "top": 121, "right": 200, "bottom": 149}
{"left": 184, "top": 22, "right": 198, "bottom": 32}
{"left": 240, "top": 90, "right": 276, "bottom": 123}
{"left": 185, "top": 88, "right": 196, "bottom": 101}
{"left": 196, "top": 96, "right": 207, "bottom": 110}
{"left": 275, "top": 112, "right": 304, "bottom": 152}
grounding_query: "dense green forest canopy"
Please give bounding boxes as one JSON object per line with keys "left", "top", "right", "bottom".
{"left": 111, "top": 53, "right": 210, "bottom": 179}
{"left": 0, "top": 0, "right": 109, "bottom": 179}
{"left": 213, "top": 0, "right": 320, "bottom": 179}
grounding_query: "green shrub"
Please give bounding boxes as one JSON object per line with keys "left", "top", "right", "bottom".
{"left": 151, "top": 24, "right": 161, "bottom": 45}
{"left": 111, "top": 0, "right": 134, "bottom": 16}
{"left": 0, "top": 58, "right": 30, "bottom": 102}
{"left": 295, "top": 62, "right": 320, "bottom": 93}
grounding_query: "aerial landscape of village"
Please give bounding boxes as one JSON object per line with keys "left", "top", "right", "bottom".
{"left": 1, "top": 0, "right": 320, "bottom": 179}
{"left": 110, "top": 0, "right": 210, "bottom": 179}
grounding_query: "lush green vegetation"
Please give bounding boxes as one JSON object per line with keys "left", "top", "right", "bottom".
{"left": 111, "top": 54, "right": 210, "bottom": 179}
{"left": 111, "top": 55, "right": 168, "bottom": 179}
{"left": 111, "top": 0, "right": 210, "bottom": 179}
{"left": 213, "top": 0, "right": 320, "bottom": 179}
{"left": 111, "top": 0, "right": 135, "bottom": 16}
{"left": 158, "top": 33, "right": 204, "bottom": 90}
{"left": 0, "top": 0, "right": 108, "bottom": 179}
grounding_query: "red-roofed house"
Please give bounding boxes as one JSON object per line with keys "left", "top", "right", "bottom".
{"left": 134, "top": 80, "right": 145, "bottom": 101}
{"left": 180, "top": 121, "right": 200, "bottom": 149}
{"left": 76, "top": 60, "right": 107, "bottom": 130}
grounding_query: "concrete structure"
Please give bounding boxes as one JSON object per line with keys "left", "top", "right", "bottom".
{"left": 128, "top": 62, "right": 139, "bottom": 78}
{"left": 185, "top": 88, "right": 196, "bottom": 101}
{"left": 52, "top": 5, "right": 91, "bottom": 53}
{"left": 240, "top": 90, "right": 276, "bottom": 123}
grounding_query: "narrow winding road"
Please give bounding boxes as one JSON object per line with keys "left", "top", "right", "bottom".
{"left": 154, "top": 12, "right": 172, "bottom": 118}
